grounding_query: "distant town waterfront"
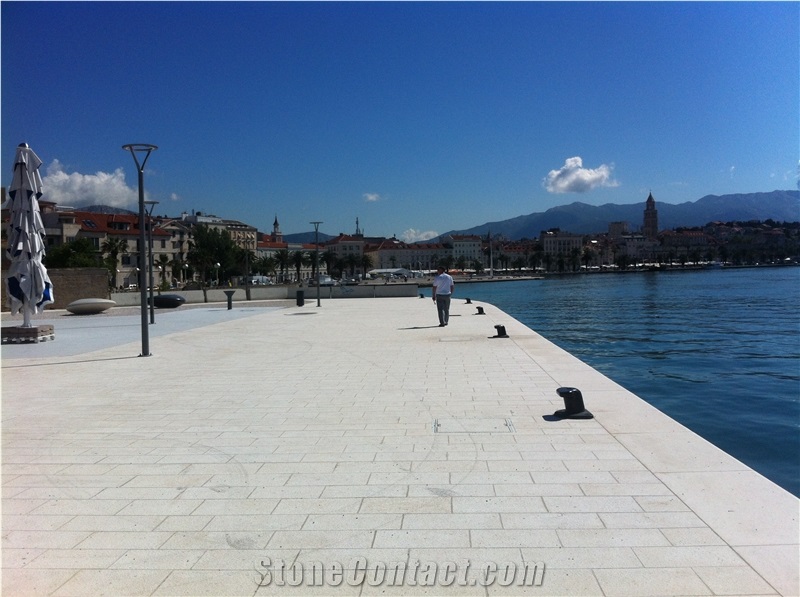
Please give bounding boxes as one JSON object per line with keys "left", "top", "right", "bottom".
{"left": 460, "top": 266, "right": 800, "bottom": 496}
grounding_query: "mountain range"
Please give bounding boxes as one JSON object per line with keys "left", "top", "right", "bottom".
{"left": 81, "top": 190, "right": 799, "bottom": 243}
{"left": 439, "top": 190, "right": 799, "bottom": 240}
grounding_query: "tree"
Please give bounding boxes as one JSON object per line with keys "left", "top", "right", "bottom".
{"left": 274, "top": 249, "right": 290, "bottom": 282}
{"left": 344, "top": 253, "right": 359, "bottom": 276}
{"left": 156, "top": 254, "right": 171, "bottom": 289}
{"left": 187, "top": 225, "right": 239, "bottom": 285}
{"left": 45, "top": 238, "right": 100, "bottom": 268}
{"left": 569, "top": 247, "right": 582, "bottom": 272}
{"left": 497, "top": 252, "right": 509, "bottom": 272}
{"left": 101, "top": 236, "right": 129, "bottom": 286}
{"left": 321, "top": 250, "right": 337, "bottom": 275}
{"left": 254, "top": 255, "right": 277, "bottom": 278}
{"left": 471, "top": 258, "right": 484, "bottom": 274}
{"left": 290, "top": 250, "right": 309, "bottom": 282}
{"left": 360, "top": 253, "right": 372, "bottom": 278}
{"left": 455, "top": 255, "right": 467, "bottom": 272}
{"left": 582, "top": 247, "right": 593, "bottom": 270}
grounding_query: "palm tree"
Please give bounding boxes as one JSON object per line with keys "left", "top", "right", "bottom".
{"left": 344, "top": 253, "right": 359, "bottom": 277}
{"left": 359, "top": 253, "right": 372, "bottom": 279}
{"left": 156, "top": 254, "right": 171, "bottom": 289}
{"left": 321, "top": 249, "right": 337, "bottom": 275}
{"left": 254, "top": 255, "right": 277, "bottom": 278}
{"left": 290, "top": 250, "right": 308, "bottom": 282}
{"left": 101, "top": 236, "right": 129, "bottom": 288}
{"left": 582, "top": 247, "right": 593, "bottom": 271}
{"left": 274, "top": 249, "right": 290, "bottom": 283}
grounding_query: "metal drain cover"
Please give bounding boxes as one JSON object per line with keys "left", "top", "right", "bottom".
{"left": 433, "top": 418, "right": 515, "bottom": 433}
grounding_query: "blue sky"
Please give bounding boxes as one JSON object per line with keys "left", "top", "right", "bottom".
{"left": 2, "top": 2, "right": 798, "bottom": 240}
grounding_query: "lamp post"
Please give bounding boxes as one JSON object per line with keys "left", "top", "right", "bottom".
{"left": 310, "top": 221, "right": 322, "bottom": 307}
{"left": 215, "top": 262, "right": 220, "bottom": 287}
{"left": 144, "top": 199, "right": 159, "bottom": 324}
{"left": 123, "top": 143, "right": 157, "bottom": 357}
{"left": 183, "top": 262, "right": 188, "bottom": 284}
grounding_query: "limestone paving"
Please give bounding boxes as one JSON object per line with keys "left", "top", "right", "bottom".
{"left": 2, "top": 297, "right": 798, "bottom": 596}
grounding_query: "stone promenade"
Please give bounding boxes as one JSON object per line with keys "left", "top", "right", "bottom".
{"left": 2, "top": 297, "right": 798, "bottom": 596}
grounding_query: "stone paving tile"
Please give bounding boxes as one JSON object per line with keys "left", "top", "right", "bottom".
{"left": 268, "top": 530, "right": 376, "bottom": 549}
{"left": 374, "top": 530, "right": 471, "bottom": 549}
{"left": 593, "top": 567, "right": 711, "bottom": 597}
{"left": 108, "top": 549, "right": 206, "bottom": 570}
{"left": 361, "top": 497, "right": 452, "bottom": 514}
{"left": 303, "top": 513, "right": 401, "bottom": 531}
{"left": 2, "top": 569, "right": 79, "bottom": 597}
{"left": 50, "top": 569, "right": 171, "bottom": 597}
{"left": 2, "top": 547, "right": 48, "bottom": 568}
{"left": 693, "top": 565, "right": 779, "bottom": 596}
{"left": 557, "top": 528, "right": 671, "bottom": 548}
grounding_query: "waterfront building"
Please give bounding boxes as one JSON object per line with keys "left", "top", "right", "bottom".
{"left": 179, "top": 211, "right": 256, "bottom": 252}
{"left": 441, "top": 234, "right": 483, "bottom": 267}
{"left": 608, "top": 221, "right": 630, "bottom": 238}
{"left": 40, "top": 209, "right": 173, "bottom": 289}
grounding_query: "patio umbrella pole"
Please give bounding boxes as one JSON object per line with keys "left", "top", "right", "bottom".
{"left": 3, "top": 143, "right": 55, "bottom": 344}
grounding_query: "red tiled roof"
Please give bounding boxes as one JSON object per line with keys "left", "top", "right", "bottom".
{"left": 72, "top": 211, "right": 170, "bottom": 237}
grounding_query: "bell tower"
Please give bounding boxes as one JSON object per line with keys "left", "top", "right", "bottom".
{"left": 643, "top": 192, "right": 658, "bottom": 239}
{"left": 271, "top": 215, "right": 283, "bottom": 243}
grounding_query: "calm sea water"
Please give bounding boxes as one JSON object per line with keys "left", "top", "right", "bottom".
{"left": 460, "top": 267, "right": 800, "bottom": 496}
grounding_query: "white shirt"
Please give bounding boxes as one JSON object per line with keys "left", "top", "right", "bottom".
{"left": 432, "top": 272, "right": 454, "bottom": 296}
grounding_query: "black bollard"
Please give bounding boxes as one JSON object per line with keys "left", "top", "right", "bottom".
{"left": 492, "top": 324, "right": 509, "bottom": 338}
{"left": 465, "top": 298, "right": 472, "bottom": 304}
{"left": 553, "top": 387, "right": 593, "bottom": 419}
{"left": 223, "top": 290, "right": 235, "bottom": 310}
{"left": 476, "top": 306, "right": 485, "bottom": 315}
{"left": 296, "top": 290, "right": 305, "bottom": 307}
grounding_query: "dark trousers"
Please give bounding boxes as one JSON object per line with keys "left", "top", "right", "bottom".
{"left": 436, "top": 294, "right": 451, "bottom": 325}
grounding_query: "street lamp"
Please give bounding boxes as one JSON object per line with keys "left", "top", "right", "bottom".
{"left": 215, "top": 262, "right": 220, "bottom": 287}
{"left": 123, "top": 143, "right": 157, "bottom": 357}
{"left": 144, "top": 199, "right": 159, "bottom": 324}
{"left": 310, "top": 221, "right": 322, "bottom": 307}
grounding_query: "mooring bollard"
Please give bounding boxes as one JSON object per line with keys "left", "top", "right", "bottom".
{"left": 492, "top": 324, "right": 509, "bottom": 338}
{"left": 553, "top": 387, "right": 593, "bottom": 419}
{"left": 476, "top": 306, "right": 485, "bottom": 315}
{"left": 465, "top": 298, "right": 472, "bottom": 304}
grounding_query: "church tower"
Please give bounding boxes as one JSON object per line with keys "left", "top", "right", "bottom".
{"left": 270, "top": 215, "right": 283, "bottom": 243}
{"left": 643, "top": 192, "right": 658, "bottom": 239}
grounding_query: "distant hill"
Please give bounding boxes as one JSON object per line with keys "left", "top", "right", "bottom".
{"left": 81, "top": 205, "right": 136, "bottom": 215}
{"left": 442, "top": 190, "right": 800, "bottom": 239}
{"left": 283, "top": 231, "right": 334, "bottom": 244}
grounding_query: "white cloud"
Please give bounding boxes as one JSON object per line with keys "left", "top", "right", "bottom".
{"left": 363, "top": 192, "right": 382, "bottom": 202}
{"left": 42, "top": 159, "right": 138, "bottom": 208}
{"left": 543, "top": 156, "right": 619, "bottom": 193}
{"left": 401, "top": 228, "right": 438, "bottom": 243}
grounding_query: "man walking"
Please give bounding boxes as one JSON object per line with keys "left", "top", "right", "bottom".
{"left": 432, "top": 266, "right": 455, "bottom": 327}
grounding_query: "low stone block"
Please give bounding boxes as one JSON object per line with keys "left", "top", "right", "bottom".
{"left": 66, "top": 298, "right": 116, "bottom": 315}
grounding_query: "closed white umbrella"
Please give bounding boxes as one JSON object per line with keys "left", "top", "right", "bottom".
{"left": 5, "top": 143, "right": 54, "bottom": 327}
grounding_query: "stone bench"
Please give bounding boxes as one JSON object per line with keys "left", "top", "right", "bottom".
{"left": 65, "top": 298, "right": 116, "bottom": 315}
